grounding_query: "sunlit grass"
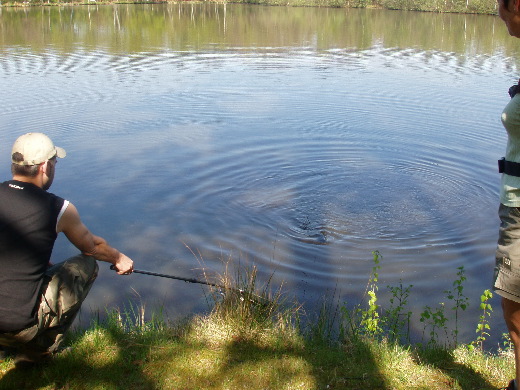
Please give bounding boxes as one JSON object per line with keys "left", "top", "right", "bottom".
{"left": 0, "top": 315, "right": 514, "bottom": 389}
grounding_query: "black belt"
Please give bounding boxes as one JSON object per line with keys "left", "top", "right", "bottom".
{"left": 499, "top": 157, "right": 520, "bottom": 177}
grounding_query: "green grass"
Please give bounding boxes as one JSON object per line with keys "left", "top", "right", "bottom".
{"left": 0, "top": 258, "right": 515, "bottom": 389}
{"left": 0, "top": 314, "right": 513, "bottom": 389}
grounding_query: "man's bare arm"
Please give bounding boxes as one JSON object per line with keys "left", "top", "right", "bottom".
{"left": 57, "top": 202, "right": 134, "bottom": 274}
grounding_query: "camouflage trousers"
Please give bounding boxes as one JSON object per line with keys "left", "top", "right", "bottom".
{"left": 0, "top": 254, "right": 98, "bottom": 354}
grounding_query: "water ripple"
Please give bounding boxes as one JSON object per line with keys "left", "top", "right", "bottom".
{"left": 0, "top": 38, "right": 508, "bottom": 340}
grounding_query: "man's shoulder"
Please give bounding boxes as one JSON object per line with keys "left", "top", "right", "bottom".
{"left": 0, "top": 180, "right": 66, "bottom": 207}
{"left": 0, "top": 180, "right": 38, "bottom": 192}
{"left": 0, "top": 180, "right": 28, "bottom": 194}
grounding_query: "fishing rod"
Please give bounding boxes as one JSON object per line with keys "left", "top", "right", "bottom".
{"left": 110, "top": 265, "right": 233, "bottom": 291}
{"left": 109, "top": 265, "right": 270, "bottom": 305}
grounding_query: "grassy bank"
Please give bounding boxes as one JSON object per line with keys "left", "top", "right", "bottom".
{"left": 0, "top": 253, "right": 515, "bottom": 389}
{"left": 0, "top": 313, "right": 513, "bottom": 389}
{"left": 0, "top": 0, "right": 499, "bottom": 15}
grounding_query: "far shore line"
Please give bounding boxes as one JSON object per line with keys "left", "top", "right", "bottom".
{"left": 0, "top": 0, "right": 500, "bottom": 16}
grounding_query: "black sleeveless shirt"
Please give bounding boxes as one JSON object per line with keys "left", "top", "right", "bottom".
{"left": 0, "top": 180, "right": 66, "bottom": 332}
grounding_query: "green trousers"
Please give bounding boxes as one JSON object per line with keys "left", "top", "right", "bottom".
{"left": 0, "top": 254, "right": 98, "bottom": 354}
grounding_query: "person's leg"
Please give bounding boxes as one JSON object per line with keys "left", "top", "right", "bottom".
{"left": 503, "top": 297, "right": 520, "bottom": 390}
{"left": 495, "top": 205, "right": 520, "bottom": 388}
{"left": 26, "top": 254, "right": 98, "bottom": 354}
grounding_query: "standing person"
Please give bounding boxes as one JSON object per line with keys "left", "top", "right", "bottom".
{"left": 0, "top": 132, "right": 134, "bottom": 368}
{"left": 495, "top": 0, "right": 520, "bottom": 389}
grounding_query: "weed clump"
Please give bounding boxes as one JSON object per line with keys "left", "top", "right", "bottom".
{"left": 188, "top": 261, "right": 303, "bottom": 350}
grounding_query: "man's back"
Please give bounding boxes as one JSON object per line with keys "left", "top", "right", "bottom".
{"left": 0, "top": 180, "right": 66, "bottom": 332}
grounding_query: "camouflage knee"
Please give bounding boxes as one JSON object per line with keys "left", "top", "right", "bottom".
{"left": 34, "top": 255, "right": 98, "bottom": 351}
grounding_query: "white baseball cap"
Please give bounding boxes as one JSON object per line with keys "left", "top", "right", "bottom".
{"left": 11, "top": 133, "right": 66, "bottom": 166}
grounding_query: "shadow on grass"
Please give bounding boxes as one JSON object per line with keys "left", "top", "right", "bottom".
{"left": 413, "top": 347, "right": 497, "bottom": 390}
{"left": 0, "top": 325, "right": 161, "bottom": 390}
{"left": 220, "top": 338, "right": 386, "bottom": 389}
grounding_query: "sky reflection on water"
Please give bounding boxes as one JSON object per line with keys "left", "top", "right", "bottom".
{"left": 0, "top": 4, "right": 519, "bottom": 345}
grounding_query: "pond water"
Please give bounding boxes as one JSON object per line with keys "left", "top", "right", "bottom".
{"left": 1, "top": 3, "right": 519, "bottom": 346}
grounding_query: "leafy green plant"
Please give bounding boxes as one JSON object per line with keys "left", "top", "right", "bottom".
{"left": 420, "top": 302, "right": 449, "bottom": 347}
{"left": 385, "top": 281, "right": 413, "bottom": 344}
{"left": 340, "top": 251, "right": 384, "bottom": 339}
{"left": 497, "top": 332, "right": 514, "bottom": 360}
{"left": 468, "top": 289, "right": 493, "bottom": 351}
{"left": 445, "top": 266, "right": 469, "bottom": 345}
{"left": 419, "top": 267, "right": 469, "bottom": 347}
{"left": 359, "top": 250, "right": 383, "bottom": 337}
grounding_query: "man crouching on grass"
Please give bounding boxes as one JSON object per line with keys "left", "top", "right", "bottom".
{"left": 0, "top": 132, "right": 134, "bottom": 368}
